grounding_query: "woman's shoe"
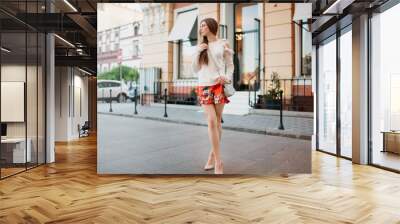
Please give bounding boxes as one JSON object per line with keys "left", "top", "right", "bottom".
{"left": 214, "top": 162, "right": 223, "bottom": 175}
{"left": 204, "top": 165, "right": 214, "bottom": 171}
{"left": 204, "top": 151, "right": 215, "bottom": 170}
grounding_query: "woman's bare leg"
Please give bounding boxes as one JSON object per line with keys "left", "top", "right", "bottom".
{"left": 202, "top": 104, "right": 222, "bottom": 173}
{"left": 213, "top": 103, "right": 225, "bottom": 174}
{"left": 204, "top": 115, "right": 222, "bottom": 169}
{"left": 204, "top": 104, "right": 223, "bottom": 169}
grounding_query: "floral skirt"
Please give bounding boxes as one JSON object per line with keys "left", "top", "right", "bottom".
{"left": 196, "top": 83, "right": 230, "bottom": 105}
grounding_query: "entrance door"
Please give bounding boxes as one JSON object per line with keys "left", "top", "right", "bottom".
{"left": 234, "top": 3, "right": 260, "bottom": 91}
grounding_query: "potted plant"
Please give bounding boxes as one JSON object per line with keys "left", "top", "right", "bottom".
{"left": 189, "top": 87, "right": 198, "bottom": 105}
{"left": 263, "top": 72, "right": 282, "bottom": 110}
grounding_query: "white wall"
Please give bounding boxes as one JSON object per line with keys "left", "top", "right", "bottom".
{"left": 1, "top": 65, "right": 38, "bottom": 137}
{"left": 55, "top": 67, "right": 89, "bottom": 141}
{"left": 1, "top": 63, "right": 46, "bottom": 164}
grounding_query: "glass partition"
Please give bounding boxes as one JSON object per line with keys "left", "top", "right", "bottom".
{"left": 1, "top": 31, "right": 28, "bottom": 177}
{"left": 0, "top": 1, "right": 46, "bottom": 179}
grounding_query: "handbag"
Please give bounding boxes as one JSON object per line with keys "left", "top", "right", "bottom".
{"left": 223, "top": 80, "right": 236, "bottom": 97}
{"left": 207, "top": 45, "right": 236, "bottom": 97}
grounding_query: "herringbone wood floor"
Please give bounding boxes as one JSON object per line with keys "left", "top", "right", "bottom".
{"left": 1, "top": 134, "right": 400, "bottom": 224}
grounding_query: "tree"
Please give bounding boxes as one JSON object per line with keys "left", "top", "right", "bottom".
{"left": 265, "top": 72, "right": 282, "bottom": 101}
{"left": 98, "top": 65, "right": 139, "bottom": 81}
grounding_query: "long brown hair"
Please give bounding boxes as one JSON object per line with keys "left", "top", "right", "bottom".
{"left": 198, "top": 18, "right": 219, "bottom": 66}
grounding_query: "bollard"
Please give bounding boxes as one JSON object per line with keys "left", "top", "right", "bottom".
{"left": 254, "top": 81, "right": 257, "bottom": 108}
{"left": 248, "top": 87, "right": 251, "bottom": 106}
{"left": 278, "top": 90, "right": 284, "bottom": 130}
{"left": 134, "top": 88, "right": 138, "bottom": 115}
{"left": 163, "top": 88, "right": 168, "bottom": 117}
{"left": 164, "top": 88, "right": 168, "bottom": 118}
{"left": 109, "top": 89, "right": 113, "bottom": 112}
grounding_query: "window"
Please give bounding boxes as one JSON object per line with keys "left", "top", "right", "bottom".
{"left": 370, "top": 4, "right": 400, "bottom": 171}
{"left": 176, "top": 9, "right": 198, "bottom": 79}
{"left": 134, "top": 25, "right": 139, "bottom": 36}
{"left": 110, "top": 82, "right": 120, "bottom": 87}
{"left": 340, "top": 26, "right": 352, "bottom": 158}
{"left": 106, "top": 30, "right": 111, "bottom": 42}
{"left": 133, "top": 40, "right": 139, "bottom": 56}
{"left": 300, "top": 20, "right": 312, "bottom": 77}
{"left": 234, "top": 3, "right": 260, "bottom": 90}
{"left": 103, "top": 82, "right": 110, "bottom": 88}
{"left": 98, "top": 82, "right": 105, "bottom": 88}
{"left": 98, "top": 46, "right": 102, "bottom": 54}
{"left": 179, "top": 40, "right": 197, "bottom": 79}
{"left": 114, "top": 43, "right": 119, "bottom": 51}
{"left": 317, "top": 35, "right": 337, "bottom": 155}
{"left": 115, "top": 30, "right": 119, "bottom": 39}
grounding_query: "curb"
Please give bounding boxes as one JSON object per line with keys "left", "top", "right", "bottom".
{"left": 149, "top": 103, "right": 202, "bottom": 111}
{"left": 98, "top": 112, "right": 311, "bottom": 140}
{"left": 249, "top": 108, "right": 314, "bottom": 119}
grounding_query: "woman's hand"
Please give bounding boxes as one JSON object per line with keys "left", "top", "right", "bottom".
{"left": 223, "top": 41, "right": 234, "bottom": 55}
{"left": 198, "top": 43, "right": 208, "bottom": 52}
{"left": 216, "top": 75, "right": 231, "bottom": 85}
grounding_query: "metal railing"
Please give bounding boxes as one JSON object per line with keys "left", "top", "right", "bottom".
{"left": 153, "top": 80, "right": 198, "bottom": 105}
{"left": 254, "top": 78, "right": 313, "bottom": 112}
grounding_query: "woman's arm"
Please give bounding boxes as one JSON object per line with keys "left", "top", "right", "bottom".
{"left": 222, "top": 41, "right": 235, "bottom": 83}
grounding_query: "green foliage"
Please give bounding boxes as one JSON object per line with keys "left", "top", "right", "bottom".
{"left": 190, "top": 87, "right": 197, "bottom": 98}
{"left": 98, "top": 65, "right": 139, "bottom": 81}
{"left": 264, "top": 72, "right": 282, "bottom": 101}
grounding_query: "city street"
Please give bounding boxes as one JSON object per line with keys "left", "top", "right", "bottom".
{"left": 98, "top": 113, "right": 311, "bottom": 174}
{"left": 98, "top": 102, "right": 314, "bottom": 139}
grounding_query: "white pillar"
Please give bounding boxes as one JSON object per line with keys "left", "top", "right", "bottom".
{"left": 46, "top": 33, "right": 55, "bottom": 163}
{"left": 352, "top": 14, "right": 369, "bottom": 164}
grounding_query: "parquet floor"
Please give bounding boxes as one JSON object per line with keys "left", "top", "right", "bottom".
{"left": 0, "top": 134, "right": 400, "bottom": 223}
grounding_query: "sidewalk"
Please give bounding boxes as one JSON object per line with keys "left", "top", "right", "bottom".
{"left": 97, "top": 102, "right": 313, "bottom": 140}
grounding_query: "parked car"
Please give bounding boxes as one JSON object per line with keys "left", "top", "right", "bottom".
{"left": 97, "top": 80, "right": 131, "bottom": 103}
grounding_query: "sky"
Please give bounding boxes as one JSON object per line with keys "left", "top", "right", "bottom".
{"left": 97, "top": 3, "right": 143, "bottom": 32}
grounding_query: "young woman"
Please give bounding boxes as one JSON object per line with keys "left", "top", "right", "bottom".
{"left": 191, "top": 18, "right": 235, "bottom": 175}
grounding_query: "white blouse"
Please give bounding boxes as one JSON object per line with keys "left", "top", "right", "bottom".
{"left": 191, "top": 38, "right": 235, "bottom": 86}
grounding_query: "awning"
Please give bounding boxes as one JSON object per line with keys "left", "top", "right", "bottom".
{"left": 293, "top": 3, "right": 312, "bottom": 21}
{"left": 168, "top": 9, "right": 198, "bottom": 42}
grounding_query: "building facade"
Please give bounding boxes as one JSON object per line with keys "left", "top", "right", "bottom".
{"left": 97, "top": 22, "right": 143, "bottom": 74}
{"left": 139, "top": 3, "right": 312, "bottom": 113}
{"left": 97, "top": 3, "right": 143, "bottom": 74}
